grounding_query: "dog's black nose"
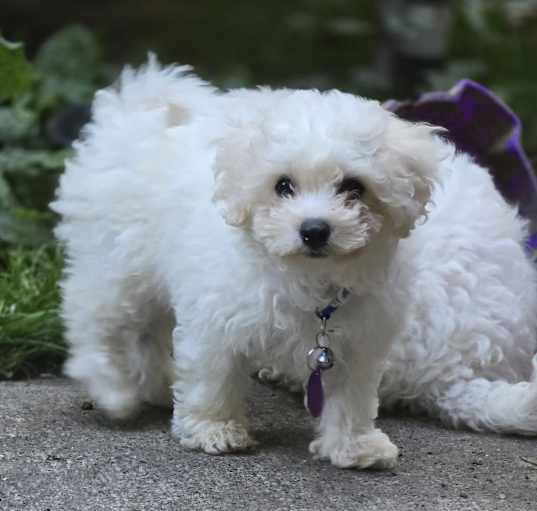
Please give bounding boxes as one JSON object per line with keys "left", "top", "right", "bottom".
{"left": 300, "top": 219, "right": 331, "bottom": 250}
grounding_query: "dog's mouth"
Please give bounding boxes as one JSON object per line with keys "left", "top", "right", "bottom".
{"left": 305, "top": 249, "right": 329, "bottom": 258}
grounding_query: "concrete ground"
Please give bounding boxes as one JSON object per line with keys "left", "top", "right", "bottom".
{"left": 1, "top": 378, "right": 536, "bottom": 511}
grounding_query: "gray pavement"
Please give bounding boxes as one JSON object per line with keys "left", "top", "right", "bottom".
{"left": 1, "top": 378, "right": 536, "bottom": 511}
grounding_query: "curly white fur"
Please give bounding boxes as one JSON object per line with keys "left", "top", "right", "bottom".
{"left": 51, "top": 58, "right": 537, "bottom": 470}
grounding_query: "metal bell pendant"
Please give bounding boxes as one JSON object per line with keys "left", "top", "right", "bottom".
{"left": 307, "top": 346, "right": 334, "bottom": 371}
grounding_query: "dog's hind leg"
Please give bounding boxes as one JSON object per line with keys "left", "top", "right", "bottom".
{"left": 137, "top": 306, "right": 175, "bottom": 409}
{"left": 61, "top": 268, "right": 170, "bottom": 419}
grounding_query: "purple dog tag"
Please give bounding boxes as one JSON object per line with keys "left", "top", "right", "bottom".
{"left": 306, "top": 368, "right": 323, "bottom": 417}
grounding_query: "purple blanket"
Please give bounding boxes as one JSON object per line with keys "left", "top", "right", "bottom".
{"left": 384, "top": 80, "right": 537, "bottom": 254}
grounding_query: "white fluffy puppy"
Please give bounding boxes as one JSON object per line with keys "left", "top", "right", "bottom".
{"left": 52, "top": 59, "right": 537, "bottom": 470}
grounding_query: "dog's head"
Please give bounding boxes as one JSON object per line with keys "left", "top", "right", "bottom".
{"left": 213, "top": 89, "right": 442, "bottom": 263}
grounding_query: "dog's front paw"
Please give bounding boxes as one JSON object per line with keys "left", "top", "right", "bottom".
{"left": 173, "top": 417, "right": 256, "bottom": 454}
{"left": 309, "top": 429, "right": 398, "bottom": 469}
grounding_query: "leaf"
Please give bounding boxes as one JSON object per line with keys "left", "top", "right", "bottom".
{"left": 34, "top": 25, "right": 101, "bottom": 109}
{"left": 0, "top": 102, "right": 38, "bottom": 144}
{"left": 0, "top": 148, "right": 70, "bottom": 211}
{"left": 0, "top": 207, "right": 54, "bottom": 247}
{"left": 0, "top": 174, "right": 18, "bottom": 209}
{"left": 0, "top": 148, "right": 69, "bottom": 174}
{"left": 0, "top": 37, "right": 33, "bottom": 101}
{"left": 35, "top": 25, "right": 100, "bottom": 81}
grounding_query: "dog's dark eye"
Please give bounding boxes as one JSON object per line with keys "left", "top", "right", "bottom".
{"left": 337, "top": 177, "right": 365, "bottom": 199}
{"left": 275, "top": 176, "right": 295, "bottom": 198}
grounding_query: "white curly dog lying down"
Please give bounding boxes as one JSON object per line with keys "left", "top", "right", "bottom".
{"left": 52, "top": 59, "right": 537, "bottom": 469}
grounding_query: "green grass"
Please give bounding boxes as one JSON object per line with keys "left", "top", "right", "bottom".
{"left": 0, "top": 245, "right": 65, "bottom": 378}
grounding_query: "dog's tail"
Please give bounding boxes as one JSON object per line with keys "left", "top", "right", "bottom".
{"left": 83, "top": 54, "right": 217, "bottom": 143}
{"left": 432, "top": 359, "right": 537, "bottom": 435}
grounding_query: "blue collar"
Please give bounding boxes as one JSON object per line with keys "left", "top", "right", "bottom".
{"left": 315, "top": 287, "right": 351, "bottom": 321}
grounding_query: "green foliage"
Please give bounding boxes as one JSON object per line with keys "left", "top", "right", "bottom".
{"left": 0, "top": 100, "right": 37, "bottom": 144}
{"left": 34, "top": 25, "right": 103, "bottom": 110}
{"left": 0, "top": 26, "right": 103, "bottom": 249}
{"left": 0, "top": 27, "right": 104, "bottom": 377}
{"left": 0, "top": 37, "right": 33, "bottom": 102}
{"left": 0, "top": 208, "right": 53, "bottom": 248}
{"left": 0, "top": 246, "right": 65, "bottom": 378}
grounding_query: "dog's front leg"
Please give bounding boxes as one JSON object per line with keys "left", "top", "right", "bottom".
{"left": 309, "top": 355, "right": 398, "bottom": 469}
{"left": 170, "top": 327, "right": 256, "bottom": 454}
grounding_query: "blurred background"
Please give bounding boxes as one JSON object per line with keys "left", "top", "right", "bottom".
{"left": 3, "top": 1, "right": 537, "bottom": 109}
{"left": 1, "top": 0, "right": 537, "bottom": 377}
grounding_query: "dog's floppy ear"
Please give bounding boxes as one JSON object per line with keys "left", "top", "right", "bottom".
{"left": 212, "top": 127, "right": 256, "bottom": 227}
{"left": 373, "top": 115, "right": 446, "bottom": 238}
